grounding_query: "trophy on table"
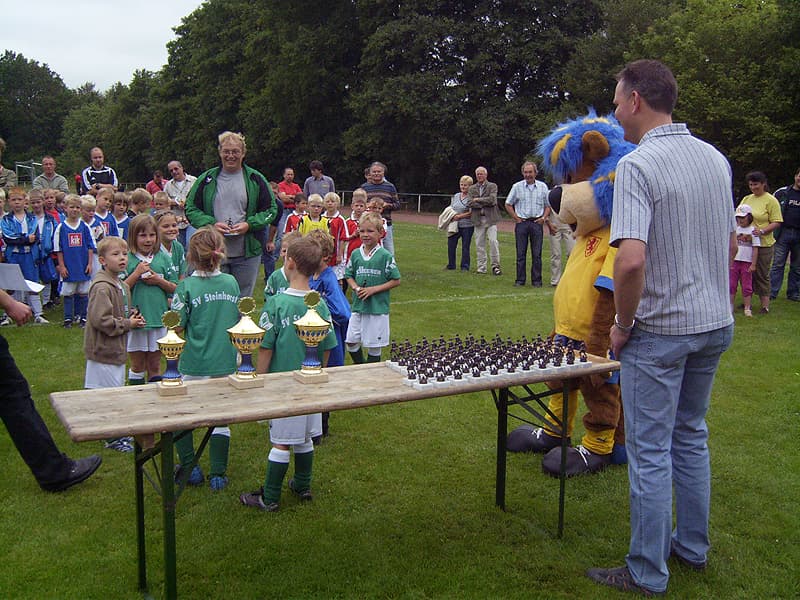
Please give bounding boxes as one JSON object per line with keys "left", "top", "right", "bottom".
{"left": 227, "top": 297, "right": 266, "bottom": 389}
{"left": 156, "top": 310, "right": 187, "bottom": 396}
{"left": 292, "top": 290, "right": 332, "bottom": 384}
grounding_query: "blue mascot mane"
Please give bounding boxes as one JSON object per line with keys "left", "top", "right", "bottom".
{"left": 537, "top": 109, "right": 636, "bottom": 224}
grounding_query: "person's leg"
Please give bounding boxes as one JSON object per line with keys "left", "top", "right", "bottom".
{"left": 769, "top": 237, "right": 790, "bottom": 299}
{"left": 549, "top": 229, "right": 562, "bottom": 286}
{"left": 530, "top": 221, "right": 543, "bottom": 286}
{"left": 0, "top": 335, "right": 72, "bottom": 488}
{"left": 292, "top": 439, "right": 314, "bottom": 492}
{"left": 487, "top": 224, "right": 500, "bottom": 271}
{"left": 446, "top": 232, "right": 458, "bottom": 269}
{"left": 621, "top": 329, "right": 685, "bottom": 593}
{"left": 785, "top": 229, "right": 800, "bottom": 299}
{"left": 670, "top": 324, "right": 732, "bottom": 568}
{"left": 145, "top": 351, "right": 162, "bottom": 381}
{"left": 514, "top": 222, "right": 527, "bottom": 284}
{"left": 62, "top": 293, "right": 75, "bottom": 325}
{"left": 128, "top": 351, "right": 147, "bottom": 385}
{"left": 753, "top": 245, "right": 773, "bottom": 311}
{"left": 474, "top": 223, "right": 488, "bottom": 273}
{"left": 226, "top": 256, "right": 261, "bottom": 298}
{"left": 263, "top": 446, "right": 290, "bottom": 505}
{"left": 383, "top": 224, "right": 395, "bottom": 255}
{"left": 460, "top": 227, "right": 473, "bottom": 271}
{"left": 741, "top": 268, "right": 753, "bottom": 314}
{"left": 209, "top": 426, "right": 231, "bottom": 489}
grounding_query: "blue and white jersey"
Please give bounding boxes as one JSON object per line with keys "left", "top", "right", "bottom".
{"left": 54, "top": 220, "right": 96, "bottom": 282}
{"left": 93, "top": 212, "right": 120, "bottom": 239}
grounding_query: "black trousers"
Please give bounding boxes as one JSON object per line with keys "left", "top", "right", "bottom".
{"left": 0, "top": 334, "right": 70, "bottom": 488}
{"left": 514, "top": 220, "right": 543, "bottom": 285}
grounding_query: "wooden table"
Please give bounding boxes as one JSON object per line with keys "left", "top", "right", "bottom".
{"left": 51, "top": 357, "right": 619, "bottom": 599}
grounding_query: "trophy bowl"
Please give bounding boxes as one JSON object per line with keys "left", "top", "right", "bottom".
{"left": 227, "top": 297, "right": 266, "bottom": 389}
{"left": 293, "top": 291, "right": 332, "bottom": 383}
{"left": 157, "top": 310, "right": 188, "bottom": 395}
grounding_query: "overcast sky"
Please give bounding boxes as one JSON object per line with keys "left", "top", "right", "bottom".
{"left": 3, "top": 0, "right": 203, "bottom": 92}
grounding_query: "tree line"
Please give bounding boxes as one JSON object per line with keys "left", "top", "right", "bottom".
{"left": 1, "top": 0, "right": 797, "bottom": 197}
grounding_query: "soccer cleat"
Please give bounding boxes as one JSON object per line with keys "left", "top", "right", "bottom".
{"left": 209, "top": 475, "right": 229, "bottom": 491}
{"left": 759, "top": 306, "right": 769, "bottom": 314}
{"left": 104, "top": 437, "right": 134, "bottom": 453}
{"left": 288, "top": 478, "right": 313, "bottom": 501}
{"left": 492, "top": 265, "right": 502, "bottom": 275}
{"left": 78, "top": 318, "right": 87, "bottom": 328}
{"left": 586, "top": 566, "right": 661, "bottom": 597}
{"left": 34, "top": 315, "right": 50, "bottom": 324}
{"left": 174, "top": 464, "right": 204, "bottom": 487}
{"left": 240, "top": 488, "right": 279, "bottom": 512}
{"left": 542, "top": 444, "right": 610, "bottom": 477}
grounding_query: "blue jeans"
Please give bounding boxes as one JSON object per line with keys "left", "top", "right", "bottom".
{"left": 769, "top": 226, "right": 800, "bottom": 299}
{"left": 514, "top": 220, "right": 543, "bottom": 285}
{"left": 621, "top": 324, "right": 733, "bottom": 593}
{"left": 447, "top": 226, "right": 474, "bottom": 270}
{"left": 222, "top": 255, "right": 261, "bottom": 298}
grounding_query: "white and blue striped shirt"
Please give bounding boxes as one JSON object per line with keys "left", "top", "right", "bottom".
{"left": 610, "top": 123, "right": 735, "bottom": 335}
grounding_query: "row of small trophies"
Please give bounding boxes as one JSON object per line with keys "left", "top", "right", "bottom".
{"left": 155, "top": 292, "right": 331, "bottom": 396}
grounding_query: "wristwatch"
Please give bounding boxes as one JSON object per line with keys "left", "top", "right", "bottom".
{"left": 614, "top": 314, "right": 635, "bottom": 333}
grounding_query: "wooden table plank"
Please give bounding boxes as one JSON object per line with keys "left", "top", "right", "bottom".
{"left": 50, "top": 357, "right": 619, "bottom": 441}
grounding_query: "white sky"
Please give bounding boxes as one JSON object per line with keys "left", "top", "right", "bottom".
{"left": 2, "top": 0, "right": 204, "bottom": 92}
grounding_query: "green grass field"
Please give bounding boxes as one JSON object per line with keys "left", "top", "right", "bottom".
{"left": 1, "top": 220, "right": 798, "bottom": 599}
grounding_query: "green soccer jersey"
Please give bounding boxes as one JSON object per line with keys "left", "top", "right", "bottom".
{"left": 171, "top": 272, "right": 241, "bottom": 376}
{"left": 127, "top": 249, "right": 178, "bottom": 329}
{"left": 164, "top": 241, "right": 186, "bottom": 280}
{"left": 258, "top": 288, "right": 337, "bottom": 373}
{"left": 344, "top": 245, "right": 401, "bottom": 314}
{"left": 264, "top": 266, "right": 289, "bottom": 298}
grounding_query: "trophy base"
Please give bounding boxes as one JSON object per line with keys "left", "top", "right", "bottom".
{"left": 157, "top": 382, "right": 188, "bottom": 396}
{"left": 293, "top": 369, "right": 329, "bottom": 384}
{"left": 228, "top": 373, "right": 265, "bottom": 389}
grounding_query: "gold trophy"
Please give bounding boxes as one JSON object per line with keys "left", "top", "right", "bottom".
{"left": 157, "top": 310, "right": 188, "bottom": 396}
{"left": 292, "top": 291, "right": 332, "bottom": 384}
{"left": 227, "top": 297, "right": 266, "bottom": 389}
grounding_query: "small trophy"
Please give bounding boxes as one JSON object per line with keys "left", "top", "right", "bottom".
{"left": 293, "top": 290, "right": 332, "bottom": 384}
{"left": 227, "top": 297, "right": 266, "bottom": 389}
{"left": 157, "top": 310, "right": 187, "bottom": 396}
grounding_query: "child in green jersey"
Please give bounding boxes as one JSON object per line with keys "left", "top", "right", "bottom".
{"left": 171, "top": 227, "right": 241, "bottom": 490}
{"left": 155, "top": 210, "right": 186, "bottom": 282}
{"left": 263, "top": 230, "right": 300, "bottom": 299}
{"left": 240, "top": 236, "right": 338, "bottom": 511}
{"left": 344, "top": 211, "right": 401, "bottom": 363}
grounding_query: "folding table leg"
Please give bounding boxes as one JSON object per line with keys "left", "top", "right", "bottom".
{"left": 160, "top": 432, "right": 178, "bottom": 600}
{"left": 495, "top": 387, "right": 508, "bottom": 510}
{"left": 135, "top": 442, "right": 148, "bottom": 594}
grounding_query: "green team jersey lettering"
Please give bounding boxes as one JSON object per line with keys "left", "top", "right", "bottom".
{"left": 344, "top": 246, "right": 400, "bottom": 314}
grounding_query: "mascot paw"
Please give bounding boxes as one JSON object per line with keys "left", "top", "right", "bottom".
{"left": 541, "top": 445, "right": 610, "bottom": 477}
{"left": 610, "top": 443, "right": 628, "bottom": 465}
{"left": 507, "top": 425, "right": 568, "bottom": 453}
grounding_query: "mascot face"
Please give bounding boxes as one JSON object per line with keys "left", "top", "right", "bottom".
{"left": 537, "top": 110, "right": 636, "bottom": 236}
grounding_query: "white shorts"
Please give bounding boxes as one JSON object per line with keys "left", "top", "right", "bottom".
{"left": 345, "top": 313, "right": 390, "bottom": 348}
{"left": 61, "top": 280, "right": 91, "bottom": 295}
{"left": 269, "top": 413, "right": 321, "bottom": 445}
{"left": 127, "top": 327, "right": 167, "bottom": 353}
{"left": 84, "top": 360, "right": 125, "bottom": 388}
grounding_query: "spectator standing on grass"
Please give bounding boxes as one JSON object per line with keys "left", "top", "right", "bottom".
{"left": 587, "top": 59, "right": 735, "bottom": 597}
{"left": 145, "top": 170, "right": 167, "bottom": 195}
{"left": 504, "top": 161, "right": 550, "bottom": 287}
{"left": 0, "top": 288, "right": 102, "bottom": 491}
{"left": 185, "top": 131, "right": 278, "bottom": 298}
{"left": 303, "top": 160, "right": 335, "bottom": 200}
{"left": 362, "top": 162, "right": 401, "bottom": 255}
{"left": 737, "top": 171, "right": 782, "bottom": 314}
{"left": 32, "top": 156, "right": 70, "bottom": 193}
{"left": 769, "top": 167, "right": 800, "bottom": 301}
{"left": 468, "top": 166, "right": 501, "bottom": 275}
{"left": 547, "top": 210, "right": 575, "bottom": 287}
{"left": 81, "top": 147, "right": 119, "bottom": 197}
{"left": 446, "top": 175, "right": 474, "bottom": 272}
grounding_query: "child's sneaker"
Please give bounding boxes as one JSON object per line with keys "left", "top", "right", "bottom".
{"left": 288, "top": 478, "right": 313, "bottom": 501}
{"left": 0, "top": 315, "right": 11, "bottom": 326}
{"left": 744, "top": 308, "right": 752, "bottom": 317}
{"left": 34, "top": 315, "right": 50, "bottom": 324}
{"left": 78, "top": 318, "right": 87, "bottom": 328}
{"left": 240, "top": 487, "right": 279, "bottom": 512}
{"left": 174, "top": 464, "right": 204, "bottom": 487}
{"left": 104, "top": 437, "right": 134, "bottom": 453}
{"left": 209, "top": 475, "right": 229, "bottom": 491}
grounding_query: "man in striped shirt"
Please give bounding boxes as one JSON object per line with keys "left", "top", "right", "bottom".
{"left": 587, "top": 59, "right": 736, "bottom": 597}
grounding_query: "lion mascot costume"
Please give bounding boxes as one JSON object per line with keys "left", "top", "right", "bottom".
{"left": 507, "top": 110, "right": 635, "bottom": 477}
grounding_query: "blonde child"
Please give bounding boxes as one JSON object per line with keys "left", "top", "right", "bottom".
{"left": 124, "top": 214, "right": 178, "bottom": 384}
{"left": 344, "top": 211, "right": 401, "bottom": 363}
{"left": 155, "top": 210, "right": 187, "bottom": 281}
{"left": 129, "top": 188, "right": 152, "bottom": 217}
{"left": 345, "top": 190, "right": 367, "bottom": 265}
{"left": 81, "top": 195, "right": 104, "bottom": 277}
{"left": 29, "top": 192, "right": 58, "bottom": 312}
{"left": 731, "top": 204, "right": 760, "bottom": 317}
{"left": 240, "top": 236, "right": 338, "bottom": 511}
{"left": 153, "top": 191, "right": 171, "bottom": 213}
{"left": 366, "top": 197, "right": 388, "bottom": 244}
{"left": 43, "top": 188, "right": 61, "bottom": 222}
{"left": 54, "top": 194, "right": 96, "bottom": 327}
{"left": 84, "top": 237, "right": 146, "bottom": 452}
{"left": 297, "top": 194, "right": 328, "bottom": 235}
{"left": 1, "top": 187, "right": 47, "bottom": 323}
{"left": 171, "top": 227, "right": 241, "bottom": 489}
{"left": 264, "top": 230, "right": 300, "bottom": 298}
{"left": 94, "top": 187, "right": 120, "bottom": 239}
{"left": 323, "top": 192, "right": 347, "bottom": 278}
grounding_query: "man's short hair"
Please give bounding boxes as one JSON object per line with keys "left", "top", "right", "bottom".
{"left": 615, "top": 59, "right": 678, "bottom": 115}
{"left": 309, "top": 160, "right": 324, "bottom": 172}
{"left": 217, "top": 131, "right": 246, "bottom": 153}
{"left": 97, "top": 236, "right": 128, "bottom": 257}
{"left": 370, "top": 161, "right": 387, "bottom": 174}
{"left": 286, "top": 236, "right": 323, "bottom": 277}
{"left": 521, "top": 161, "right": 538, "bottom": 173}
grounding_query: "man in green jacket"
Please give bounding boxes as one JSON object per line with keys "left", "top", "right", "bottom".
{"left": 185, "top": 131, "right": 278, "bottom": 297}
